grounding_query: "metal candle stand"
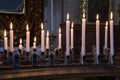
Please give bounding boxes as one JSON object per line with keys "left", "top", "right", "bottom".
{"left": 32, "top": 49, "right": 38, "bottom": 67}
{"left": 3, "top": 50, "right": 7, "bottom": 63}
{"left": 41, "top": 52, "right": 45, "bottom": 64}
{"left": 25, "top": 52, "right": 29, "bottom": 62}
{"left": 49, "top": 33, "right": 56, "bottom": 66}
{"left": 65, "top": 54, "right": 70, "bottom": 65}
{"left": 8, "top": 52, "right": 13, "bottom": 63}
{"left": 14, "top": 52, "right": 20, "bottom": 67}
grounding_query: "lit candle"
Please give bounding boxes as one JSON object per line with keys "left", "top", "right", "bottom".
{"left": 110, "top": 12, "right": 114, "bottom": 59}
{"left": 10, "top": 22, "right": 14, "bottom": 52}
{"left": 71, "top": 22, "right": 74, "bottom": 49}
{"left": 81, "top": 13, "right": 86, "bottom": 57}
{"left": 4, "top": 30, "right": 8, "bottom": 50}
{"left": 58, "top": 27, "right": 62, "bottom": 49}
{"left": 96, "top": 14, "right": 100, "bottom": 56}
{"left": 66, "top": 13, "right": 70, "bottom": 56}
{"left": 41, "top": 23, "right": 45, "bottom": 52}
{"left": 19, "top": 38, "right": 23, "bottom": 50}
{"left": 104, "top": 21, "right": 108, "bottom": 49}
{"left": 33, "top": 36, "right": 36, "bottom": 49}
{"left": 46, "top": 30, "right": 49, "bottom": 49}
{"left": 26, "top": 24, "right": 30, "bottom": 52}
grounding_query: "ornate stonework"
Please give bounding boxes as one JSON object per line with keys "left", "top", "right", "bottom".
{"left": 0, "top": 0, "right": 44, "bottom": 45}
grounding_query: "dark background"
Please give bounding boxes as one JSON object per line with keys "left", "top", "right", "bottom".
{"left": 88, "top": 0, "right": 109, "bottom": 23}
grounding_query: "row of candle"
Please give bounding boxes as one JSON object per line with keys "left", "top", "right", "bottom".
{"left": 3, "top": 22, "right": 64, "bottom": 53}
{"left": 65, "top": 12, "right": 114, "bottom": 63}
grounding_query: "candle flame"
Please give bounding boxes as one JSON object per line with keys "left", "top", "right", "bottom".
{"left": 106, "top": 21, "right": 108, "bottom": 26}
{"left": 59, "top": 27, "right": 61, "bottom": 34}
{"left": 47, "top": 30, "right": 49, "bottom": 37}
{"left": 4, "top": 30, "right": 6, "bottom": 37}
{"left": 110, "top": 12, "right": 113, "bottom": 19}
{"left": 41, "top": 22, "right": 44, "bottom": 29}
{"left": 34, "top": 36, "right": 36, "bottom": 42}
{"left": 10, "top": 22, "right": 13, "bottom": 30}
{"left": 96, "top": 14, "right": 99, "bottom": 20}
{"left": 71, "top": 22, "right": 74, "bottom": 28}
{"left": 26, "top": 24, "right": 29, "bottom": 31}
{"left": 67, "top": 13, "right": 70, "bottom": 20}
{"left": 83, "top": 13, "right": 85, "bottom": 18}
{"left": 20, "top": 38, "right": 22, "bottom": 44}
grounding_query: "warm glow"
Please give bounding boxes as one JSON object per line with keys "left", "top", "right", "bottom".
{"left": 41, "top": 22, "right": 44, "bottom": 29}
{"left": 67, "top": 13, "right": 70, "bottom": 20}
{"left": 26, "top": 24, "right": 29, "bottom": 31}
{"left": 110, "top": 12, "right": 113, "bottom": 19}
{"left": 4, "top": 30, "right": 6, "bottom": 37}
{"left": 71, "top": 22, "right": 74, "bottom": 28}
{"left": 59, "top": 27, "right": 61, "bottom": 34}
{"left": 20, "top": 38, "right": 22, "bottom": 44}
{"left": 10, "top": 22, "right": 13, "bottom": 30}
{"left": 83, "top": 13, "right": 85, "bottom": 18}
{"left": 106, "top": 21, "right": 108, "bottom": 26}
{"left": 47, "top": 30, "right": 49, "bottom": 37}
{"left": 34, "top": 36, "right": 36, "bottom": 42}
{"left": 96, "top": 14, "right": 99, "bottom": 20}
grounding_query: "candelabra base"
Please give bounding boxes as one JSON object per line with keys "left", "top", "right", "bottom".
{"left": 41, "top": 52, "right": 45, "bottom": 64}
{"left": 33, "top": 49, "right": 36, "bottom": 52}
{"left": 95, "top": 55, "right": 99, "bottom": 64}
{"left": 3, "top": 50, "right": 8, "bottom": 63}
{"left": 32, "top": 52, "right": 38, "bottom": 67}
{"left": 65, "top": 55, "right": 70, "bottom": 65}
{"left": 14, "top": 52, "right": 20, "bottom": 67}
{"left": 49, "top": 51, "right": 55, "bottom": 66}
{"left": 80, "top": 54, "right": 84, "bottom": 64}
{"left": 109, "top": 53, "right": 114, "bottom": 64}
{"left": 25, "top": 52, "right": 29, "bottom": 61}
{"left": 8, "top": 52, "right": 13, "bottom": 63}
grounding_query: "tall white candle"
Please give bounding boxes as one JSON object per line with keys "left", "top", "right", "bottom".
{"left": 46, "top": 30, "right": 49, "bottom": 49}
{"left": 104, "top": 21, "right": 108, "bottom": 49}
{"left": 4, "top": 30, "right": 8, "bottom": 50}
{"left": 10, "top": 22, "right": 14, "bottom": 52}
{"left": 26, "top": 24, "right": 30, "bottom": 52}
{"left": 41, "top": 23, "right": 45, "bottom": 52}
{"left": 81, "top": 13, "right": 86, "bottom": 56}
{"left": 58, "top": 27, "right": 62, "bottom": 49}
{"left": 71, "top": 22, "right": 74, "bottom": 49}
{"left": 66, "top": 13, "right": 70, "bottom": 56}
{"left": 96, "top": 14, "right": 100, "bottom": 56}
{"left": 19, "top": 38, "right": 23, "bottom": 50}
{"left": 33, "top": 36, "right": 36, "bottom": 49}
{"left": 110, "top": 12, "right": 114, "bottom": 57}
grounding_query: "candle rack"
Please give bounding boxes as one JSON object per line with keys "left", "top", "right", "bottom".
{"left": 49, "top": 33, "right": 56, "bottom": 66}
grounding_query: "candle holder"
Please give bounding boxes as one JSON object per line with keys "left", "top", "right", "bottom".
{"left": 49, "top": 33, "right": 56, "bottom": 66}
{"left": 58, "top": 49, "right": 63, "bottom": 59}
{"left": 80, "top": 53, "right": 84, "bottom": 64}
{"left": 46, "top": 49, "right": 49, "bottom": 58}
{"left": 49, "top": 51, "right": 55, "bottom": 66}
{"left": 8, "top": 52, "right": 13, "bottom": 63}
{"left": 109, "top": 51, "right": 114, "bottom": 64}
{"left": 33, "top": 48, "right": 36, "bottom": 52}
{"left": 3, "top": 50, "right": 8, "bottom": 63}
{"left": 65, "top": 54, "right": 70, "bottom": 65}
{"left": 32, "top": 52, "right": 38, "bottom": 67}
{"left": 14, "top": 52, "right": 20, "bottom": 67}
{"left": 41, "top": 52, "right": 45, "bottom": 64}
{"left": 45, "top": 49, "right": 49, "bottom": 64}
{"left": 70, "top": 48, "right": 74, "bottom": 61}
{"left": 25, "top": 52, "right": 30, "bottom": 62}
{"left": 98, "top": 48, "right": 109, "bottom": 64}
